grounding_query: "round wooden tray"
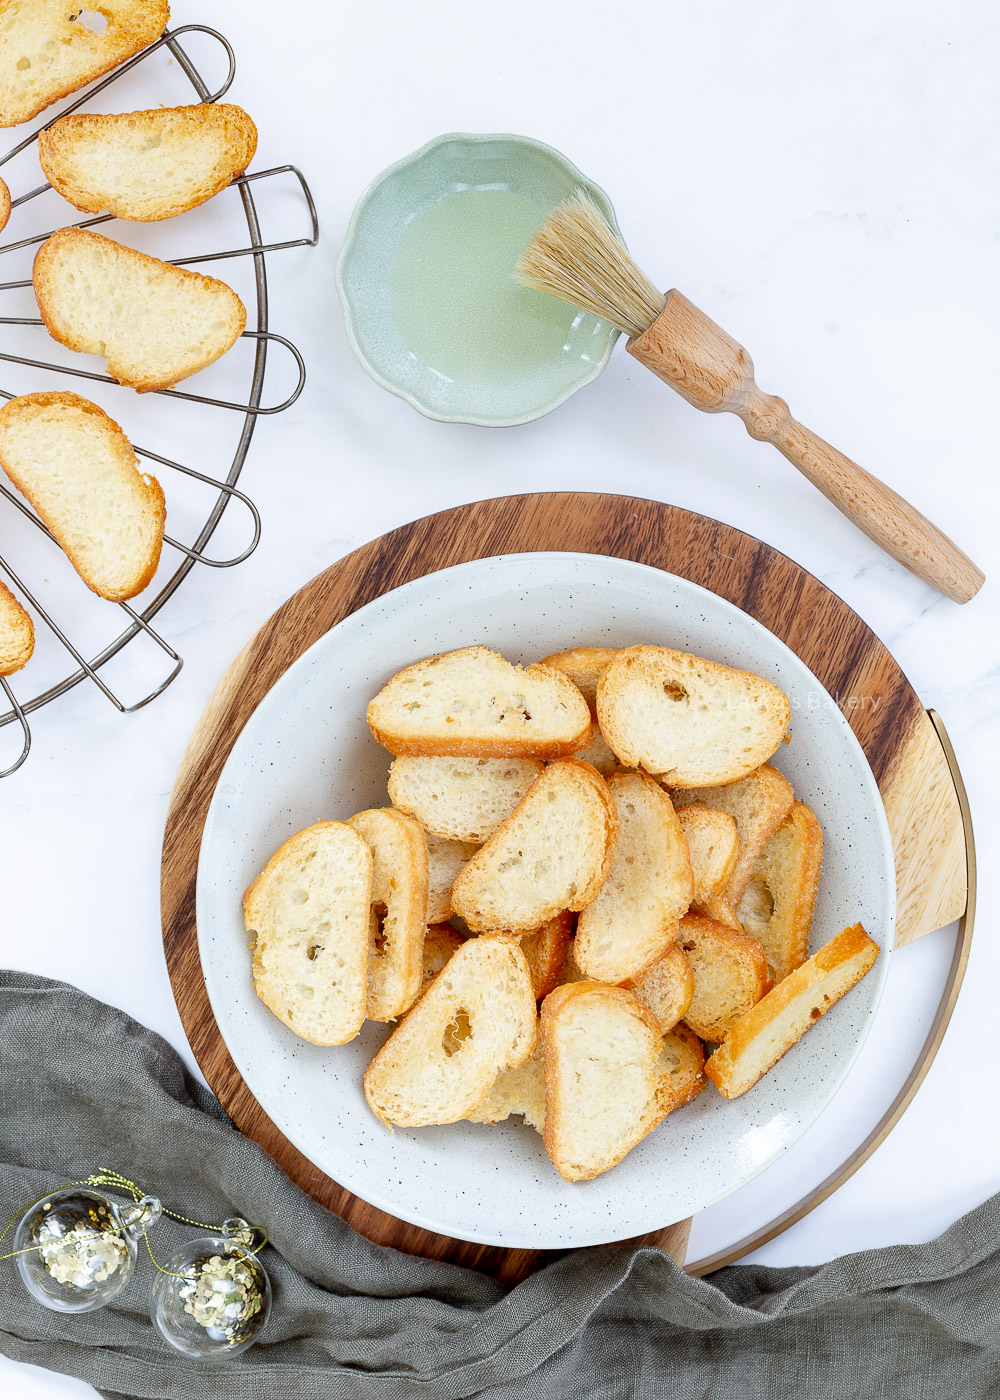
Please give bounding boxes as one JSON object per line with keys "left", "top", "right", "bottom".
{"left": 162, "top": 492, "right": 971, "bottom": 1283}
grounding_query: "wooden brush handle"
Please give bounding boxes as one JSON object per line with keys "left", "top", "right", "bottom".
{"left": 628, "top": 290, "right": 984, "bottom": 604}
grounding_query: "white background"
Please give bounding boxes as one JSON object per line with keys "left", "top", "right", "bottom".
{"left": 1, "top": 0, "right": 997, "bottom": 1393}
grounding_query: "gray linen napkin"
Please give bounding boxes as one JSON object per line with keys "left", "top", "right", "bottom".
{"left": 0, "top": 970, "right": 996, "bottom": 1399}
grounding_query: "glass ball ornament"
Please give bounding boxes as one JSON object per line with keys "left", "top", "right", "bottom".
{"left": 15, "top": 1187, "right": 162, "bottom": 1313}
{"left": 150, "top": 1218, "right": 270, "bottom": 1359}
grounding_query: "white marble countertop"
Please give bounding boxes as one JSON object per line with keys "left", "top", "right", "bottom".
{"left": 2, "top": 0, "right": 997, "bottom": 1392}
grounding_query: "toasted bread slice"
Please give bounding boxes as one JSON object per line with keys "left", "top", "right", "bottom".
{"left": 557, "top": 936, "right": 587, "bottom": 985}
{"left": 367, "top": 647, "right": 592, "bottom": 760}
{"left": 573, "top": 722, "right": 620, "bottom": 776}
{"left": 677, "top": 912, "right": 772, "bottom": 1042}
{"left": 633, "top": 943, "right": 695, "bottom": 1034}
{"left": 0, "top": 1, "right": 169, "bottom": 127}
{"left": 0, "top": 176, "right": 9, "bottom": 234}
{"left": 541, "top": 981, "right": 670, "bottom": 1181}
{"left": 0, "top": 582, "right": 33, "bottom": 675}
{"left": 673, "top": 765, "right": 795, "bottom": 906}
{"left": 678, "top": 804, "right": 739, "bottom": 900}
{"left": 693, "top": 894, "right": 742, "bottom": 929}
{"left": 451, "top": 759, "right": 618, "bottom": 933}
{"left": 420, "top": 923, "right": 465, "bottom": 986}
{"left": 575, "top": 771, "right": 692, "bottom": 984}
{"left": 467, "top": 1040, "right": 545, "bottom": 1132}
{"left": 518, "top": 911, "right": 573, "bottom": 1000}
{"left": 657, "top": 1021, "right": 707, "bottom": 1111}
{"left": 425, "top": 832, "right": 478, "bottom": 924}
{"left": 364, "top": 935, "right": 536, "bottom": 1128}
{"left": 737, "top": 801, "right": 823, "bottom": 982}
{"left": 388, "top": 754, "right": 545, "bottom": 842}
{"left": 0, "top": 392, "right": 164, "bottom": 601}
{"left": 39, "top": 104, "right": 257, "bottom": 222}
{"left": 347, "top": 808, "right": 428, "bottom": 1021}
{"left": 706, "top": 923, "right": 879, "bottom": 1098}
{"left": 596, "top": 646, "right": 791, "bottom": 787}
{"left": 244, "top": 821, "right": 373, "bottom": 1046}
{"left": 539, "top": 647, "right": 620, "bottom": 712}
{"left": 33, "top": 227, "right": 246, "bottom": 392}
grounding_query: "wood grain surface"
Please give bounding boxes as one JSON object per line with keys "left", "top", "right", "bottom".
{"left": 161, "top": 492, "right": 967, "bottom": 1283}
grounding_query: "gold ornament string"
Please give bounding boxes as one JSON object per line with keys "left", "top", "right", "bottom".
{"left": 0, "top": 1169, "right": 268, "bottom": 1280}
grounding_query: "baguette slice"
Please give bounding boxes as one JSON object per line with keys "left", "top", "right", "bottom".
{"left": 39, "top": 104, "right": 257, "bottom": 221}
{"left": 0, "top": 582, "right": 33, "bottom": 675}
{"left": 348, "top": 808, "right": 428, "bottom": 1021}
{"left": 420, "top": 923, "right": 465, "bottom": 986}
{"left": 425, "top": 832, "right": 478, "bottom": 924}
{"left": 596, "top": 646, "right": 791, "bottom": 787}
{"left": 517, "top": 911, "right": 573, "bottom": 1000}
{"left": 364, "top": 935, "right": 536, "bottom": 1128}
{"left": 541, "top": 981, "right": 671, "bottom": 1181}
{"left": 0, "top": 1, "right": 170, "bottom": 127}
{"left": 673, "top": 765, "right": 795, "bottom": 906}
{"left": 467, "top": 1040, "right": 545, "bottom": 1132}
{"left": 451, "top": 759, "right": 618, "bottom": 933}
{"left": 573, "top": 722, "right": 619, "bottom": 776}
{"left": 706, "top": 923, "right": 879, "bottom": 1098}
{"left": 737, "top": 802, "right": 824, "bottom": 982}
{"left": 657, "top": 1022, "right": 708, "bottom": 1111}
{"left": 575, "top": 771, "right": 692, "bottom": 984}
{"left": 244, "top": 821, "right": 373, "bottom": 1046}
{"left": 0, "top": 392, "right": 164, "bottom": 601}
{"left": 539, "top": 647, "right": 620, "bottom": 712}
{"left": 367, "top": 647, "right": 592, "bottom": 760}
{"left": 678, "top": 804, "right": 739, "bottom": 900}
{"left": 388, "top": 754, "right": 544, "bottom": 843}
{"left": 678, "top": 912, "right": 772, "bottom": 1042}
{"left": 34, "top": 227, "right": 246, "bottom": 392}
{"left": 633, "top": 943, "right": 695, "bottom": 1034}
{"left": 0, "top": 176, "right": 9, "bottom": 234}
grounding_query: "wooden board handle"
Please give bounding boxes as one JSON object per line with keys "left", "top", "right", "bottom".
{"left": 629, "top": 291, "right": 984, "bottom": 604}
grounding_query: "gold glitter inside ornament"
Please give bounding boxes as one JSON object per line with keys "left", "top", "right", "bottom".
{"left": 151, "top": 1218, "right": 271, "bottom": 1359}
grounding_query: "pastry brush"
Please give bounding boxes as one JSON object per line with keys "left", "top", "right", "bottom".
{"left": 518, "top": 194, "right": 983, "bottom": 604}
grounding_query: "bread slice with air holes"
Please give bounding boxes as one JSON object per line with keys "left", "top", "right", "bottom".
{"left": 39, "top": 104, "right": 257, "bottom": 222}
{"left": 633, "top": 943, "right": 695, "bottom": 1034}
{"left": 541, "top": 981, "right": 672, "bottom": 1181}
{"left": 420, "top": 923, "right": 465, "bottom": 987}
{"left": 388, "top": 754, "right": 545, "bottom": 843}
{"left": 0, "top": 0, "right": 170, "bottom": 128}
{"left": 575, "top": 770, "right": 692, "bottom": 984}
{"left": 737, "top": 801, "right": 823, "bottom": 983}
{"left": 364, "top": 935, "right": 536, "bottom": 1129}
{"left": 243, "top": 821, "right": 373, "bottom": 1047}
{"left": 0, "top": 582, "right": 33, "bottom": 675}
{"left": 33, "top": 227, "right": 246, "bottom": 392}
{"left": 672, "top": 764, "right": 794, "bottom": 907}
{"left": 0, "top": 392, "right": 164, "bottom": 601}
{"left": 467, "top": 1039, "right": 546, "bottom": 1132}
{"left": 367, "top": 647, "right": 592, "bottom": 760}
{"left": 678, "top": 912, "right": 772, "bottom": 1042}
{"left": 539, "top": 647, "right": 620, "bottom": 711}
{"left": 596, "top": 646, "right": 791, "bottom": 787}
{"left": 425, "top": 832, "right": 478, "bottom": 924}
{"left": 347, "top": 808, "right": 428, "bottom": 1022}
{"left": 706, "top": 923, "right": 879, "bottom": 1099}
{"left": 657, "top": 1021, "right": 707, "bottom": 1111}
{"left": 450, "top": 759, "right": 618, "bottom": 933}
{"left": 678, "top": 804, "right": 738, "bottom": 901}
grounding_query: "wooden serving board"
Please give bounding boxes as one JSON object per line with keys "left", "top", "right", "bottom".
{"left": 162, "top": 493, "right": 967, "bottom": 1284}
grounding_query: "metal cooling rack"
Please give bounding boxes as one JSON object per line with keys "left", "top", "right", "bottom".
{"left": 0, "top": 23, "right": 318, "bottom": 776}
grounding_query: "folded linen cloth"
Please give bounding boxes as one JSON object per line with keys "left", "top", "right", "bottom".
{"left": 0, "top": 970, "right": 997, "bottom": 1399}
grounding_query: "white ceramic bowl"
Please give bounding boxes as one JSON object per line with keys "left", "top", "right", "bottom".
{"left": 197, "top": 553, "right": 894, "bottom": 1249}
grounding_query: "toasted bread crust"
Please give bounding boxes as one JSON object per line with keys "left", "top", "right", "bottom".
{"left": 0, "top": 176, "right": 9, "bottom": 235}
{"left": 0, "top": 391, "right": 165, "bottom": 601}
{"left": 737, "top": 801, "right": 823, "bottom": 982}
{"left": 677, "top": 912, "right": 772, "bottom": 1042}
{"left": 348, "top": 807, "right": 428, "bottom": 1022}
{"left": 33, "top": 227, "right": 246, "bottom": 392}
{"left": 515, "top": 911, "right": 573, "bottom": 1000}
{"left": 657, "top": 1021, "right": 707, "bottom": 1112}
{"left": 633, "top": 942, "right": 695, "bottom": 1033}
{"left": 38, "top": 104, "right": 257, "bottom": 221}
{"left": 0, "top": 580, "right": 33, "bottom": 675}
{"left": 0, "top": 1, "right": 170, "bottom": 128}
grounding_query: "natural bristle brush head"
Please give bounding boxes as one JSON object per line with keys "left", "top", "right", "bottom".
{"left": 517, "top": 193, "right": 666, "bottom": 340}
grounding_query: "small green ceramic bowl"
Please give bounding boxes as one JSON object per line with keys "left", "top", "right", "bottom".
{"left": 336, "top": 133, "right": 621, "bottom": 427}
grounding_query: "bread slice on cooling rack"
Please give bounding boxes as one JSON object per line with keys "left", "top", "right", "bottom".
{"left": 388, "top": 754, "right": 545, "bottom": 843}
{"left": 0, "top": 176, "right": 9, "bottom": 234}
{"left": 39, "top": 104, "right": 258, "bottom": 221}
{"left": 33, "top": 227, "right": 246, "bottom": 392}
{"left": 347, "top": 807, "right": 428, "bottom": 1023}
{"left": 0, "top": 581, "right": 33, "bottom": 675}
{"left": 364, "top": 935, "right": 536, "bottom": 1129}
{"left": 0, "top": 392, "right": 165, "bottom": 601}
{"left": 243, "top": 821, "right": 374, "bottom": 1047}
{"left": 367, "top": 646, "right": 592, "bottom": 760}
{"left": 0, "top": 1, "right": 170, "bottom": 128}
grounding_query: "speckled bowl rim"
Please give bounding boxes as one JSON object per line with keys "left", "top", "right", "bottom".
{"left": 335, "top": 132, "right": 623, "bottom": 427}
{"left": 196, "top": 553, "right": 895, "bottom": 1250}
